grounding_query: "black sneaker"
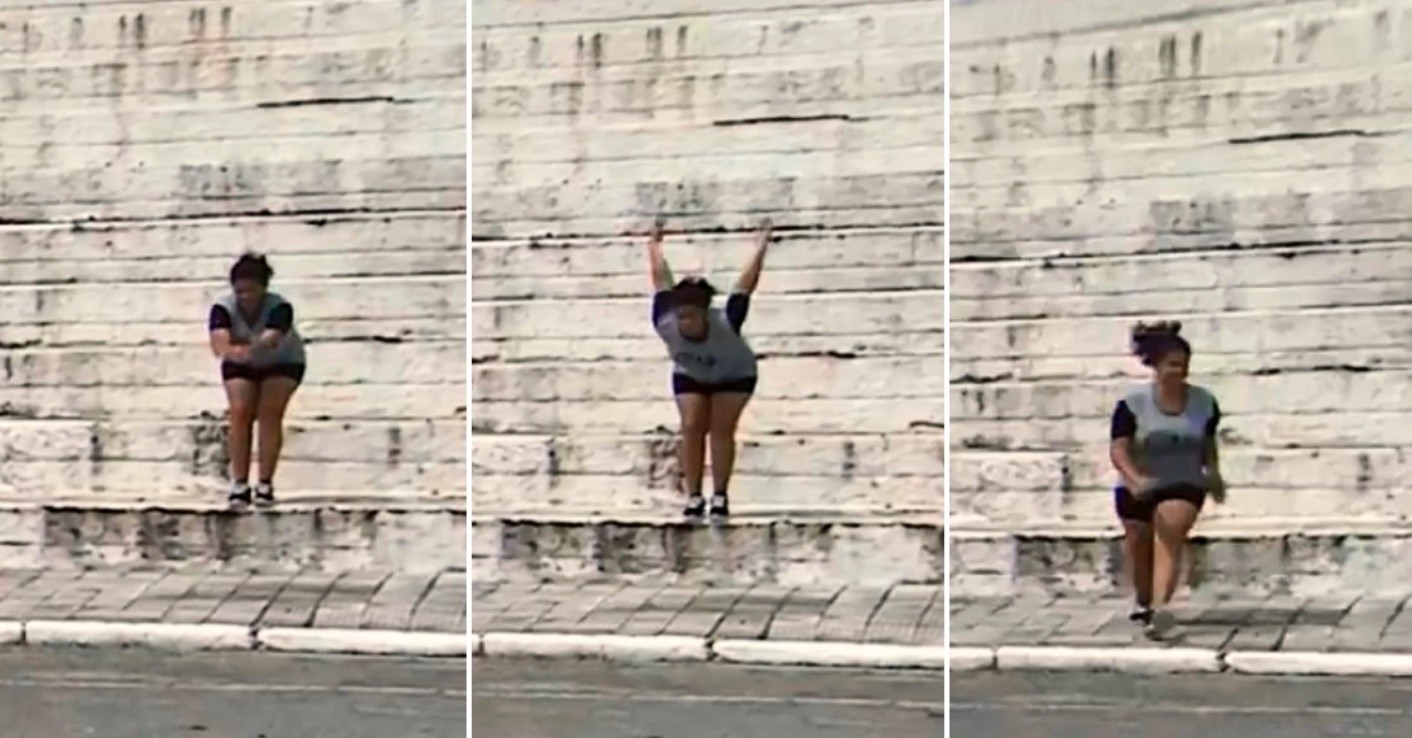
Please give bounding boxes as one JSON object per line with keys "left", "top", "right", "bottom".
{"left": 253, "top": 482, "right": 275, "bottom": 507}
{"left": 683, "top": 494, "right": 706, "bottom": 518}
{"left": 1129, "top": 605, "right": 1153, "bottom": 625}
{"left": 709, "top": 493, "right": 729, "bottom": 517}
{"left": 228, "top": 481, "right": 252, "bottom": 507}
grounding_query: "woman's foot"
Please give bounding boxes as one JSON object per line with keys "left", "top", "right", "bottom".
{"left": 683, "top": 494, "right": 706, "bottom": 518}
{"left": 254, "top": 482, "right": 275, "bottom": 507}
{"left": 709, "top": 493, "right": 729, "bottom": 517}
{"left": 228, "top": 481, "right": 252, "bottom": 507}
{"left": 1129, "top": 605, "right": 1153, "bottom": 625}
{"left": 1144, "top": 609, "right": 1176, "bottom": 640}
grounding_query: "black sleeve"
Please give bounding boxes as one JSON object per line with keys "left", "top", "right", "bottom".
{"left": 651, "top": 291, "right": 671, "bottom": 324}
{"left": 724, "top": 293, "right": 750, "bottom": 333}
{"left": 1110, "top": 400, "right": 1136, "bottom": 439}
{"left": 1205, "top": 400, "right": 1221, "bottom": 438}
{"left": 208, "top": 304, "right": 232, "bottom": 331}
{"left": 266, "top": 303, "right": 294, "bottom": 332}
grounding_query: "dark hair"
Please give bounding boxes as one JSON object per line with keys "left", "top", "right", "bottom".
{"left": 671, "top": 276, "right": 717, "bottom": 309}
{"left": 230, "top": 252, "right": 274, "bottom": 286}
{"left": 1130, "top": 320, "right": 1190, "bottom": 367}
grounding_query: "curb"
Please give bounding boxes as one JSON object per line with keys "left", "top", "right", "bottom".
{"left": 0, "top": 620, "right": 466, "bottom": 657}
{"left": 26, "top": 621, "right": 254, "bottom": 651}
{"left": 481, "top": 633, "right": 709, "bottom": 663}
{"left": 713, "top": 639, "right": 945, "bottom": 669}
{"left": 258, "top": 628, "right": 466, "bottom": 657}
{"left": 1225, "top": 651, "right": 1412, "bottom": 677}
{"left": 473, "top": 631, "right": 943, "bottom": 669}
{"left": 995, "top": 645, "right": 1222, "bottom": 674}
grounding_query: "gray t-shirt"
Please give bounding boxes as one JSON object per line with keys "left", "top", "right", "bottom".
{"left": 1111, "top": 383, "right": 1221, "bottom": 491}
{"left": 212, "top": 292, "right": 306, "bottom": 367}
{"left": 652, "top": 292, "right": 758, "bottom": 383}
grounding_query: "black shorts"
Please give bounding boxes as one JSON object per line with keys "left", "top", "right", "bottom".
{"left": 1114, "top": 483, "right": 1206, "bottom": 523}
{"left": 672, "top": 374, "right": 757, "bottom": 396}
{"left": 221, "top": 362, "right": 306, "bottom": 385}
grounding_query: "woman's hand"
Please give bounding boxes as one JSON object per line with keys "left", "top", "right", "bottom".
{"left": 755, "top": 219, "right": 773, "bottom": 249}
{"left": 224, "top": 344, "right": 253, "bottom": 363}
{"left": 1126, "top": 474, "right": 1157, "bottom": 498}
{"left": 1207, "top": 472, "right": 1227, "bottom": 504}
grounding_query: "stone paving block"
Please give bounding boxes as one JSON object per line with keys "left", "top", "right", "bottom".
{"left": 914, "top": 600, "right": 943, "bottom": 645}
{"left": 816, "top": 586, "right": 889, "bottom": 642}
{"left": 207, "top": 573, "right": 295, "bottom": 626}
{"left": 574, "top": 581, "right": 668, "bottom": 633}
{"left": 1279, "top": 624, "right": 1336, "bottom": 652}
{"left": 0, "top": 570, "right": 41, "bottom": 603}
{"left": 75, "top": 570, "right": 166, "bottom": 620}
{"left": 950, "top": 599, "right": 1007, "bottom": 629}
{"left": 0, "top": 570, "right": 81, "bottom": 619}
{"left": 714, "top": 585, "right": 793, "bottom": 640}
{"left": 411, "top": 570, "right": 467, "bottom": 633}
{"left": 361, "top": 571, "right": 439, "bottom": 631}
{"left": 662, "top": 586, "right": 746, "bottom": 638}
{"left": 619, "top": 586, "right": 705, "bottom": 637}
{"left": 864, "top": 585, "right": 936, "bottom": 644}
{"left": 532, "top": 582, "right": 623, "bottom": 632}
{"left": 25, "top": 573, "right": 110, "bottom": 621}
{"left": 261, "top": 571, "right": 341, "bottom": 628}
{"left": 767, "top": 585, "right": 843, "bottom": 641}
{"left": 119, "top": 571, "right": 207, "bottom": 621}
{"left": 166, "top": 573, "right": 250, "bottom": 624}
{"left": 1224, "top": 624, "right": 1288, "bottom": 652}
{"left": 312, "top": 569, "right": 393, "bottom": 629}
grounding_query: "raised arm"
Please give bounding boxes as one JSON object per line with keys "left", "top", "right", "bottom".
{"left": 733, "top": 221, "right": 772, "bottom": 295}
{"left": 646, "top": 220, "right": 674, "bottom": 292}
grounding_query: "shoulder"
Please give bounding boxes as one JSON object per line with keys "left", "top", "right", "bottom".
{"left": 1118, "top": 384, "right": 1149, "bottom": 409}
{"left": 265, "top": 292, "right": 291, "bottom": 307}
{"left": 1188, "top": 384, "right": 1219, "bottom": 411}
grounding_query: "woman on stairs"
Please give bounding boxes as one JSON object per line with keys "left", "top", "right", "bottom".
{"left": 207, "top": 253, "right": 307, "bottom": 507}
{"left": 645, "top": 219, "right": 772, "bottom": 520}
{"left": 1110, "top": 321, "right": 1226, "bottom": 640}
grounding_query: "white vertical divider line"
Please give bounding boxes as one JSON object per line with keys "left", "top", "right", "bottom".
{"left": 940, "top": 0, "right": 954, "bottom": 733}
{"left": 464, "top": 2, "right": 476, "bottom": 736}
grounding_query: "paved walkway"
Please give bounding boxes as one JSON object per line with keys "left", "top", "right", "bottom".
{"left": 472, "top": 579, "right": 942, "bottom": 645}
{"left": 0, "top": 567, "right": 465, "bottom": 633}
{"left": 951, "top": 592, "right": 1412, "bottom": 652}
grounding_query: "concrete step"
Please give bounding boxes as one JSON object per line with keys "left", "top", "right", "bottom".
{"left": 0, "top": 212, "right": 461, "bottom": 263}
{"left": 473, "top": 356, "right": 941, "bottom": 402}
{"left": 952, "top": 520, "right": 1412, "bottom": 598}
{"left": 0, "top": 491, "right": 465, "bottom": 573}
{"left": 471, "top": 511, "right": 942, "bottom": 587}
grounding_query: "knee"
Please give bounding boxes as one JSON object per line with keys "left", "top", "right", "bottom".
{"left": 708, "top": 417, "right": 738, "bottom": 441}
{"left": 681, "top": 415, "right": 709, "bottom": 439}
{"left": 228, "top": 402, "right": 256, "bottom": 427}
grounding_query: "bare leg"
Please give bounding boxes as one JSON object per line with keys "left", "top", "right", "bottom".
{"left": 706, "top": 392, "right": 752, "bottom": 496}
{"left": 1122, "top": 520, "right": 1154, "bottom": 609}
{"left": 254, "top": 377, "right": 299, "bottom": 483}
{"left": 1152, "top": 500, "right": 1199, "bottom": 611}
{"left": 223, "top": 379, "right": 259, "bottom": 484}
{"left": 675, "top": 394, "right": 710, "bottom": 499}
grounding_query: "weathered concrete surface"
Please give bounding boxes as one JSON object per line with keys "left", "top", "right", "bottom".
{"left": 470, "top": 0, "right": 943, "bottom": 582}
{"left": 0, "top": 2, "right": 466, "bottom": 512}
{"left": 0, "top": 500, "right": 464, "bottom": 572}
{"left": 950, "top": 0, "right": 1412, "bottom": 594}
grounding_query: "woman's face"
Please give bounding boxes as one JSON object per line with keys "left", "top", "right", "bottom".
{"left": 676, "top": 305, "right": 707, "bottom": 341}
{"left": 233, "top": 278, "right": 266, "bottom": 313}
{"left": 1153, "top": 348, "right": 1190, "bottom": 386}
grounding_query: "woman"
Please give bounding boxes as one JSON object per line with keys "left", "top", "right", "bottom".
{"left": 646, "top": 220, "right": 771, "bottom": 518}
{"left": 1110, "top": 321, "right": 1225, "bottom": 640}
{"left": 207, "top": 253, "right": 307, "bottom": 506}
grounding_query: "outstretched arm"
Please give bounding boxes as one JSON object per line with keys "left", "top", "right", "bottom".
{"left": 733, "top": 221, "right": 772, "bottom": 295}
{"left": 646, "top": 220, "right": 674, "bottom": 292}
